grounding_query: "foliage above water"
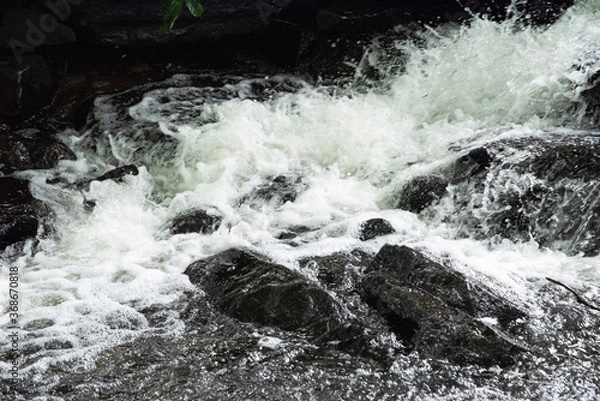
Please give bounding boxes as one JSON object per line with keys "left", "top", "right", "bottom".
{"left": 160, "top": 0, "right": 204, "bottom": 34}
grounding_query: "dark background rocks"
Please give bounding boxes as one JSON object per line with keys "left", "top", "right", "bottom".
{"left": 0, "top": 0, "right": 575, "bottom": 124}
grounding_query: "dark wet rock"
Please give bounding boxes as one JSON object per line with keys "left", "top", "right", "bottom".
{"left": 28, "top": 139, "right": 76, "bottom": 170}
{"left": 241, "top": 175, "right": 307, "bottom": 208}
{"left": 449, "top": 147, "right": 493, "bottom": 183}
{"left": 66, "top": 165, "right": 140, "bottom": 191}
{"left": 170, "top": 209, "right": 222, "bottom": 235}
{"left": 95, "top": 165, "right": 139, "bottom": 183}
{"left": 358, "top": 218, "right": 395, "bottom": 241}
{"left": 361, "top": 274, "right": 522, "bottom": 366}
{"left": 417, "top": 134, "right": 600, "bottom": 256}
{"left": 184, "top": 249, "right": 363, "bottom": 347}
{"left": 366, "top": 245, "right": 525, "bottom": 324}
{"left": 0, "top": 132, "right": 31, "bottom": 172}
{"left": 0, "top": 177, "right": 48, "bottom": 249}
{"left": 581, "top": 71, "right": 600, "bottom": 127}
{"left": 299, "top": 249, "right": 373, "bottom": 290}
{"left": 51, "top": 0, "right": 574, "bottom": 50}
{"left": 396, "top": 175, "right": 449, "bottom": 214}
{"left": 48, "top": 59, "right": 167, "bottom": 126}
{"left": 360, "top": 244, "right": 525, "bottom": 366}
{"left": 275, "top": 225, "right": 314, "bottom": 241}
{"left": 0, "top": 55, "right": 55, "bottom": 120}
{"left": 0, "top": 125, "right": 76, "bottom": 173}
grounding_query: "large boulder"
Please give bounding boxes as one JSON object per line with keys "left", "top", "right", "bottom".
{"left": 184, "top": 249, "right": 366, "bottom": 350}
{"left": 404, "top": 134, "right": 600, "bottom": 256}
{"left": 361, "top": 244, "right": 526, "bottom": 366}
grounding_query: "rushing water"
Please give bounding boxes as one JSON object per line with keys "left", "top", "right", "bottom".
{"left": 2, "top": 1, "right": 600, "bottom": 400}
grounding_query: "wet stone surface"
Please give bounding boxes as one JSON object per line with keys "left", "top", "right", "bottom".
{"left": 0, "top": 177, "right": 47, "bottom": 249}
{"left": 184, "top": 248, "right": 367, "bottom": 350}
{"left": 360, "top": 244, "right": 525, "bottom": 367}
{"left": 170, "top": 208, "right": 222, "bottom": 235}
{"left": 0, "top": 123, "right": 76, "bottom": 174}
{"left": 402, "top": 133, "right": 600, "bottom": 256}
{"left": 358, "top": 218, "right": 396, "bottom": 241}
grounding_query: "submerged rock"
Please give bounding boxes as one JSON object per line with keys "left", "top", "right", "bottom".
{"left": 240, "top": 175, "right": 307, "bottom": 209}
{"left": 170, "top": 209, "right": 222, "bottom": 235}
{"left": 361, "top": 244, "right": 525, "bottom": 367}
{"left": 184, "top": 249, "right": 366, "bottom": 351}
{"left": 396, "top": 175, "right": 449, "bottom": 214}
{"left": 94, "top": 165, "right": 139, "bottom": 183}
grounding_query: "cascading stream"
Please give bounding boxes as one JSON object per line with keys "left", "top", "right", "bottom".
{"left": 1, "top": 2, "right": 600, "bottom": 399}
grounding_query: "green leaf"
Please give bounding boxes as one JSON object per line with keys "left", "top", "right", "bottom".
{"left": 160, "top": 0, "right": 184, "bottom": 34}
{"left": 184, "top": 0, "right": 204, "bottom": 17}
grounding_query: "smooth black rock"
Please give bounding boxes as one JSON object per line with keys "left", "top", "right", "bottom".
{"left": 396, "top": 175, "right": 449, "bottom": 214}
{"left": 365, "top": 245, "right": 476, "bottom": 313}
{"left": 184, "top": 249, "right": 360, "bottom": 345}
{"left": 360, "top": 244, "right": 525, "bottom": 366}
{"left": 170, "top": 209, "right": 221, "bottom": 235}
{"left": 0, "top": 177, "right": 47, "bottom": 249}
{"left": 358, "top": 218, "right": 395, "bottom": 241}
{"left": 361, "top": 272, "right": 521, "bottom": 367}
